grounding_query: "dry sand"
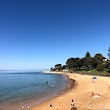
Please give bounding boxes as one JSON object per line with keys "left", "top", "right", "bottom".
{"left": 26, "top": 71, "right": 110, "bottom": 110}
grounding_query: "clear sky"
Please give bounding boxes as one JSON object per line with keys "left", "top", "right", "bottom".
{"left": 0, "top": 0, "right": 110, "bottom": 70}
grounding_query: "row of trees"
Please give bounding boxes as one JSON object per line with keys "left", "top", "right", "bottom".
{"left": 51, "top": 52, "right": 110, "bottom": 73}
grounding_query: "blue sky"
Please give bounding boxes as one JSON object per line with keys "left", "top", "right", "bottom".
{"left": 0, "top": 0, "right": 110, "bottom": 70}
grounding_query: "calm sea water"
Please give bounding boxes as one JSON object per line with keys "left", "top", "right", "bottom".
{"left": 0, "top": 71, "right": 68, "bottom": 110}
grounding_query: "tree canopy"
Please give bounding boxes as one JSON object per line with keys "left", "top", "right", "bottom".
{"left": 85, "top": 52, "right": 91, "bottom": 58}
{"left": 51, "top": 51, "right": 110, "bottom": 73}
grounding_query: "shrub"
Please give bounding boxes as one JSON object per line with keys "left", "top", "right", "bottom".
{"left": 96, "top": 64, "right": 105, "bottom": 71}
{"left": 107, "top": 66, "right": 110, "bottom": 73}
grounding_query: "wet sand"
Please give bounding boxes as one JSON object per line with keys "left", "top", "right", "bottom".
{"left": 24, "top": 71, "right": 110, "bottom": 110}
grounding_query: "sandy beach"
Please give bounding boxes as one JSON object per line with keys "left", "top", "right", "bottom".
{"left": 25, "top": 71, "right": 110, "bottom": 110}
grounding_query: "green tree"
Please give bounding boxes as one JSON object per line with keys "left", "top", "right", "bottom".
{"left": 55, "top": 64, "right": 62, "bottom": 70}
{"left": 66, "top": 57, "right": 78, "bottom": 71}
{"left": 107, "top": 66, "right": 110, "bottom": 73}
{"left": 96, "top": 64, "right": 105, "bottom": 71}
{"left": 82, "top": 57, "right": 94, "bottom": 70}
{"left": 85, "top": 52, "right": 91, "bottom": 58}
{"left": 66, "top": 58, "right": 75, "bottom": 66}
{"left": 105, "top": 60, "right": 110, "bottom": 68}
{"left": 51, "top": 67, "right": 53, "bottom": 71}
{"left": 94, "top": 53, "right": 105, "bottom": 63}
{"left": 69, "top": 62, "right": 77, "bottom": 70}
{"left": 76, "top": 59, "right": 83, "bottom": 70}
{"left": 62, "top": 65, "right": 68, "bottom": 69}
{"left": 105, "top": 61, "right": 110, "bottom": 73}
{"left": 92, "top": 58, "right": 99, "bottom": 68}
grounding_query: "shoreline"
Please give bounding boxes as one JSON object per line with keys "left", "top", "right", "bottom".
{"left": 31, "top": 71, "right": 76, "bottom": 110}
{"left": 9, "top": 71, "right": 74, "bottom": 110}
{"left": 24, "top": 71, "right": 76, "bottom": 110}
{"left": 25, "top": 71, "right": 110, "bottom": 110}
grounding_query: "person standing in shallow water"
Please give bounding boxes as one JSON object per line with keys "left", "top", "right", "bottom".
{"left": 46, "top": 81, "right": 48, "bottom": 84}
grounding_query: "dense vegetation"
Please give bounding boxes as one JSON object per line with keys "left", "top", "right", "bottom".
{"left": 51, "top": 52, "right": 110, "bottom": 75}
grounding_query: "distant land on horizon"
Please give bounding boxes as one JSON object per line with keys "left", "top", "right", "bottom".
{"left": 0, "top": 69, "right": 49, "bottom": 72}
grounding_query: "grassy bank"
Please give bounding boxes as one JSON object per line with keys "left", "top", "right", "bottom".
{"left": 74, "top": 69, "right": 110, "bottom": 76}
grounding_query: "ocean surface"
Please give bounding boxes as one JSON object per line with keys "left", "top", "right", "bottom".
{"left": 0, "top": 71, "right": 69, "bottom": 110}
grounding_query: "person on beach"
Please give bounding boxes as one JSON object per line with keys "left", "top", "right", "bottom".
{"left": 91, "top": 92, "right": 94, "bottom": 97}
{"left": 50, "top": 101, "right": 52, "bottom": 107}
{"left": 91, "top": 92, "right": 100, "bottom": 97}
{"left": 81, "top": 73, "right": 83, "bottom": 75}
{"left": 71, "top": 106, "right": 77, "bottom": 110}
{"left": 22, "top": 106, "right": 24, "bottom": 109}
{"left": 71, "top": 99, "right": 75, "bottom": 107}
